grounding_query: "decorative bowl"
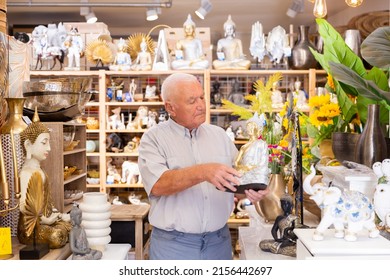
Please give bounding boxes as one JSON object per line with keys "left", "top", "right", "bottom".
{"left": 23, "top": 77, "right": 93, "bottom": 120}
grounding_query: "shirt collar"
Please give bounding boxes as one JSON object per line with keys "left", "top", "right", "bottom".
{"left": 168, "top": 117, "right": 201, "bottom": 139}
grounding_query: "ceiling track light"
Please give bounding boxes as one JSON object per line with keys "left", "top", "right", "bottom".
{"left": 80, "top": 1, "right": 97, "bottom": 24}
{"left": 146, "top": 8, "right": 160, "bottom": 21}
{"left": 85, "top": 10, "right": 97, "bottom": 23}
{"left": 286, "top": 0, "right": 305, "bottom": 18}
{"left": 7, "top": 1, "right": 173, "bottom": 8}
{"left": 195, "top": 0, "right": 212, "bottom": 20}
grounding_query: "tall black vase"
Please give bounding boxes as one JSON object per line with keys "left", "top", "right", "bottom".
{"left": 288, "top": 25, "right": 318, "bottom": 70}
{"left": 355, "top": 104, "right": 387, "bottom": 168}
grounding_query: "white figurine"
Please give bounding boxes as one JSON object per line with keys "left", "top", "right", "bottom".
{"left": 131, "top": 38, "right": 152, "bottom": 71}
{"left": 171, "top": 14, "right": 209, "bottom": 70}
{"left": 292, "top": 79, "right": 308, "bottom": 109}
{"left": 226, "top": 126, "right": 235, "bottom": 142}
{"left": 271, "top": 81, "right": 284, "bottom": 108}
{"left": 249, "top": 21, "right": 267, "bottom": 63}
{"left": 303, "top": 165, "right": 380, "bottom": 242}
{"left": 64, "top": 27, "right": 84, "bottom": 70}
{"left": 212, "top": 15, "right": 251, "bottom": 70}
{"left": 373, "top": 159, "right": 390, "bottom": 230}
{"left": 109, "top": 38, "right": 131, "bottom": 71}
{"left": 145, "top": 85, "right": 158, "bottom": 100}
{"left": 266, "top": 25, "right": 291, "bottom": 64}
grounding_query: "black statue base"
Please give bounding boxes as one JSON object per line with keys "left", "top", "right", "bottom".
{"left": 224, "top": 183, "right": 268, "bottom": 194}
{"left": 19, "top": 243, "right": 49, "bottom": 260}
{"left": 90, "top": 66, "right": 109, "bottom": 70}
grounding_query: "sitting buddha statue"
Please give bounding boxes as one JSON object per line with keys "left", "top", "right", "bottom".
{"left": 131, "top": 38, "right": 152, "bottom": 71}
{"left": 212, "top": 15, "right": 251, "bottom": 70}
{"left": 171, "top": 14, "right": 209, "bottom": 70}
{"left": 234, "top": 113, "right": 269, "bottom": 188}
{"left": 17, "top": 112, "right": 71, "bottom": 249}
{"left": 109, "top": 37, "right": 132, "bottom": 71}
{"left": 259, "top": 193, "right": 298, "bottom": 257}
{"left": 69, "top": 205, "right": 102, "bottom": 260}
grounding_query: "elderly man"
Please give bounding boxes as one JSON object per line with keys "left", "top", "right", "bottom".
{"left": 138, "top": 72, "right": 269, "bottom": 260}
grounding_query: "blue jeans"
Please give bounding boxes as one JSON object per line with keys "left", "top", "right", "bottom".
{"left": 149, "top": 224, "right": 232, "bottom": 260}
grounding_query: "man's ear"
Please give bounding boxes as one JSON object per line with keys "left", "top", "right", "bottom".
{"left": 165, "top": 102, "right": 175, "bottom": 117}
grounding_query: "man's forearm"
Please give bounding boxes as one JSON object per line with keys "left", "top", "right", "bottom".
{"left": 151, "top": 164, "right": 207, "bottom": 196}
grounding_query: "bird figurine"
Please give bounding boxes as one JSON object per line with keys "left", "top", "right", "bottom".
{"left": 373, "top": 159, "right": 390, "bottom": 230}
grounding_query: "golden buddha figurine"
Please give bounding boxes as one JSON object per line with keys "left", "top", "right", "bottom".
{"left": 17, "top": 113, "right": 71, "bottom": 249}
{"left": 171, "top": 14, "right": 209, "bottom": 70}
{"left": 212, "top": 15, "right": 251, "bottom": 70}
{"left": 234, "top": 113, "right": 269, "bottom": 188}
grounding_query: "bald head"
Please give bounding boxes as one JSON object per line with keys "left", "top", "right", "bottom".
{"left": 161, "top": 72, "right": 206, "bottom": 130}
{"left": 161, "top": 73, "right": 200, "bottom": 103}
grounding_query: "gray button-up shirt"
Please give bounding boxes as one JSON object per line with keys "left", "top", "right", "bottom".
{"left": 138, "top": 118, "right": 238, "bottom": 234}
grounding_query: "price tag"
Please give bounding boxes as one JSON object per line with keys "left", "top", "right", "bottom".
{"left": 0, "top": 227, "right": 12, "bottom": 255}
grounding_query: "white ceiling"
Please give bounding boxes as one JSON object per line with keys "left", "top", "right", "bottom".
{"left": 5, "top": 0, "right": 389, "bottom": 47}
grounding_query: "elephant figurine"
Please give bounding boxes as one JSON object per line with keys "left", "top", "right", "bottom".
{"left": 121, "top": 161, "right": 142, "bottom": 185}
{"left": 303, "top": 165, "right": 380, "bottom": 242}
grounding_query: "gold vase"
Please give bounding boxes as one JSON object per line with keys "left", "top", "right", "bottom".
{"left": 0, "top": 98, "right": 28, "bottom": 134}
{"left": 255, "top": 173, "right": 286, "bottom": 223}
{"left": 319, "top": 139, "right": 335, "bottom": 159}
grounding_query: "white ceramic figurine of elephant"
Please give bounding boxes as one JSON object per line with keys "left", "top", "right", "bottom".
{"left": 303, "top": 165, "right": 380, "bottom": 242}
{"left": 121, "top": 161, "right": 142, "bottom": 185}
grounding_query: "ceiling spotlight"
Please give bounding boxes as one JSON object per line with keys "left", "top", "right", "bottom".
{"left": 80, "top": 6, "right": 97, "bottom": 23}
{"left": 195, "top": 0, "right": 212, "bottom": 20}
{"left": 286, "top": 0, "right": 305, "bottom": 18}
{"left": 85, "top": 10, "right": 97, "bottom": 23}
{"left": 146, "top": 8, "right": 160, "bottom": 21}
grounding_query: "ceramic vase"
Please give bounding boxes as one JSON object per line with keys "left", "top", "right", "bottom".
{"left": 254, "top": 173, "right": 285, "bottom": 223}
{"left": 79, "top": 192, "right": 111, "bottom": 251}
{"left": 355, "top": 104, "right": 387, "bottom": 168}
{"left": 0, "top": 98, "right": 27, "bottom": 236}
{"left": 331, "top": 132, "right": 360, "bottom": 163}
{"left": 288, "top": 25, "right": 318, "bottom": 70}
{"left": 344, "top": 29, "right": 361, "bottom": 57}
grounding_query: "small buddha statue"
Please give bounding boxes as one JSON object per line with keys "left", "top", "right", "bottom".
{"left": 171, "top": 14, "right": 209, "bottom": 70}
{"left": 259, "top": 194, "right": 298, "bottom": 257}
{"left": 271, "top": 81, "right": 284, "bottom": 109}
{"left": 234, "top": 113, "right": 269, "bottom": 187}
{"left": 109, "top": 38, "right": 132, "bottom": 71}
{"left": 18, "top": 112, "right": 71, "bottom": 249}
{"left": 213, "top": 15, "right": 251, "bottom": 70}
{"left": 69, "top": 205, "right": 102, "bottom": 260}
{"left": 292, "top": 79, "right": 308, "bottom": 109}
{"left": 131, "top": 38, "right": 152, "bottom": 71}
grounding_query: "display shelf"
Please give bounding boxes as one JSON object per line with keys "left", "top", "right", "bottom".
{"left": 41, "top": 122, "right": 87, "bottom": 213}
{"left": 31, "top": 69, "right": 324, "bottom": 201}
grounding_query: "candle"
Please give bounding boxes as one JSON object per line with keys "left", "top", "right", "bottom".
{"left": 0, "top": 137, "right": 9, "bottom": 206}
{"left": 10, "top": 129, "right": 20, "bottom": 198}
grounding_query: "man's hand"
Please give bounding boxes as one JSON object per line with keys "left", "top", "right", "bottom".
{"left": 205, "top": 163, "right": 241, "bottom": 192}
{"left": 244, "top": 187, "right": 270, "bottom": 203}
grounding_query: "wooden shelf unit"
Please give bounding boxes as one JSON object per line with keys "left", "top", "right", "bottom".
{"left": 41, "top": 122, "right": 87, "bottom": 213}
{"left": 30, "top": 69, "right": 327, "bottom": 200}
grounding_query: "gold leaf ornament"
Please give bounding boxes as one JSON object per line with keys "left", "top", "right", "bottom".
{"left": 24, "top": 171, "right": 44, "bottom": 237}
{"left": 85, "top": 39, "right": 114, "bottom": 65}
{"left": 127, "top": 33, "right": 155, "bottom": 61}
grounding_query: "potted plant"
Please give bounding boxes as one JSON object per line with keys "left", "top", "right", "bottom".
{"left": 310, "top": 19, "right": 390, "bottom": 161}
